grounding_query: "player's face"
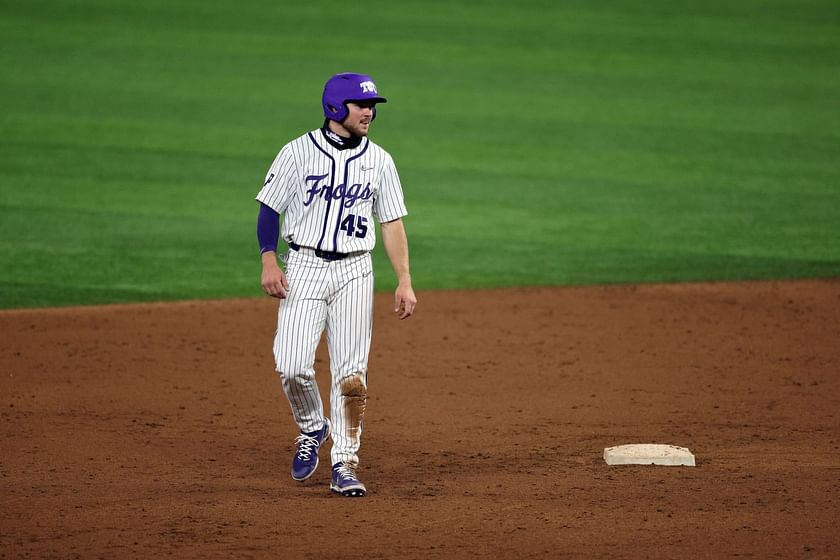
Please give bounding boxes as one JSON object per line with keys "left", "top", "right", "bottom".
{"left": 342, "top": 101, "right": 376, "bottom": 137}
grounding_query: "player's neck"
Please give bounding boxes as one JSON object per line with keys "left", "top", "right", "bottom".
{"left": 322, "top": 120, "right": 362, "bottom": 150}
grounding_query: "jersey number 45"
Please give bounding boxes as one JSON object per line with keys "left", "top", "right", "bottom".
{"left": 340, "top": 214, "right": 368, "bottom": 238}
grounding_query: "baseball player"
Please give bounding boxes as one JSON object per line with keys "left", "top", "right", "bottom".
{"left": 255, "top": 72, "right": 416, "bottom": 497}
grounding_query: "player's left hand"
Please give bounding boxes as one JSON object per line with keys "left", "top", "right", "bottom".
{"left": 394, "top": 284, "right": 416, "bottom": 320}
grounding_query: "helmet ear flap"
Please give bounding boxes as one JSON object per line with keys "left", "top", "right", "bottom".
{"left": 324, "top": 102, "right": 348, "bottom": 122}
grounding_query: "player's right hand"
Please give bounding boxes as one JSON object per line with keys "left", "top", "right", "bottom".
{"left": 261, "top": 255, "right": 289, "bottom": 299}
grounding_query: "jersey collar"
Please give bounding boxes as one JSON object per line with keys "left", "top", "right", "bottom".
{"left": 320, "top": 120, "right": 363, "bottom": 151}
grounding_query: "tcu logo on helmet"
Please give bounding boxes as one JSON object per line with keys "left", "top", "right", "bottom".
{"left": 359, "top": 81, "right": 377, "bottom": 94}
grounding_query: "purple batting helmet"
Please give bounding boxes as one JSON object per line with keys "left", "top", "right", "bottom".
{"left": 322, "top": 72, "right": 387, "bottom": 122}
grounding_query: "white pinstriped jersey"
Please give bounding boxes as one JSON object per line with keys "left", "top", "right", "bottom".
{"left": 256, "top": 129, "right": 407, "bottom": 254}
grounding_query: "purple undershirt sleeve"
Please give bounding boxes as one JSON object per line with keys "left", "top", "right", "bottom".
{"left": 257, "top": 203, "right": 280, "bottom": 254}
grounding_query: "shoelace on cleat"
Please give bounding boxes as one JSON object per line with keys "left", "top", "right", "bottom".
{"left": 294, "top": 433, "right": 321, "bottom": 461}
{"left": 335, "top": 464, "right": 359, "bottom": 482}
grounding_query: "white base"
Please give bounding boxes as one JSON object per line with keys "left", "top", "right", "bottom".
{"left": 603, "top": 443, "right": 695, "bottom": 466}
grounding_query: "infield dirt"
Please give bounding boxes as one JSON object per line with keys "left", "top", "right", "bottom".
{"left": 2, "top": 280, "right": 839, "bottom": 558}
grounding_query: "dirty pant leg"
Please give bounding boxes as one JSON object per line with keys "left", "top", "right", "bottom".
{"left": 326, "top": 267, "right": 374, "bottom": 468}
{"left": 274, "top": 294, "right": 327, "bottom": 434}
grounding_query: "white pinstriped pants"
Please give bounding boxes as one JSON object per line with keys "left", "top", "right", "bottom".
{"left": 273, "top": 248, "right": 373, "bottom": 468}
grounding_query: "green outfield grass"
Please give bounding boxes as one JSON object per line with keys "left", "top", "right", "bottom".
{"left": 1, "top": 0, "right": 839, "bottom": 308}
